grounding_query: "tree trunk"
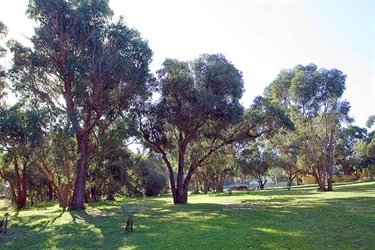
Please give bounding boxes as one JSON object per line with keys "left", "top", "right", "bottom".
{"left": 327, "top": 174, "right": 333, "bottom": 191}
{"left": 173, "top": 164, "right": 195, "bottom": 204}
{"left": 173, "top": 186, "right": 188, "bottom": 204}
{"left": 216, "top": 173, "right": 225, "bottom": 192}
{"left": 90, "top": 187, "right": 99, "bottom": 202}
{"left": 172, "top": 170, "right": 192, "bottom": 204}
{"left": 30, "top": 190, "right": 35, "bottom": 206}
{"left": 326, "top": 130, "right": 335, "bottom": 191}
{"left": 295, "top": 172, "right": 300, "bottom": 186}
{"left": 203, "top": 178, "right": 210, "bottom": 194}
{"left": 69, "top": 132, "right": 90, "bottom": 210}
{"left": 8, "top": 161, "right": 28, "bottom": 210}
{"left": 194, "top": 182, "right": 200, "bottom": 194}
{"left": 313, "top": 169, "right": 326, "bottom": 191}
{"left": 172, "top": 135, "right": 189, "bottom": 204}
{"left": 288, "top": 172, "right": 294, "bottom": 186}
{"left": 326, "top": 155, "right": 333, "bottom": 191}
{"left": 47, "top": 183, "right": 53, "bottom": 202}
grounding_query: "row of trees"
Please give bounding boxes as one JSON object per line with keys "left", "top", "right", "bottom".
{"left": 0, "top": 0, "right": 373, "bottom": 210}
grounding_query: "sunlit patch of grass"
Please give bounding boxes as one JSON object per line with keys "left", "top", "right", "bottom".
{"left": 255, "top": 227, "right": 302, "bottom": 237}
{"left": 1, "top": 181, "right": 374, "bottom": 249}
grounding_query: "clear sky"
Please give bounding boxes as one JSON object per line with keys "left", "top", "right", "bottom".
{"left": 0, "top": 0, "right": 374, "bottom": 128}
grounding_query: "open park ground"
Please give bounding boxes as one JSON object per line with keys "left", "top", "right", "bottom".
{"left": 0, "top": 181, "right": 374, "bottom": 249}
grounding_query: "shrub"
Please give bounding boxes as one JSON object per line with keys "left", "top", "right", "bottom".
{"left": 144, "top": 172, "right": 167, "bottom": 196}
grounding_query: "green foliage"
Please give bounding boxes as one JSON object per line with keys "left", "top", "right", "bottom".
{"left": 335, "top": 125, "right": 367, "bottom": 174}
{"left": 138, "top": 53, "right": 246, "bottom": 203}
{"left": 154, "top": 53, "right": 244, "bottom": 134}
{"left": 0, "top": 103, "right": 56, "bottom": 209}
{"left": 268, "top": 167, "right": 285, "bottom": 184}
{"left": 88, "top": 120, "right": 137, "bottom": 201}
{"left": 193, "top": 145, "right": 236, "bottom": 193}
{"left": 265, "top": 63, "right": 352, "bottom": 191}
{"left": 9, "top": 0, "right": 153, "bottom": 210}
{"left": 134, "top": 157, "right": 168, "bottom": 197}
{"left": 366, "top": 115, "right": 375, "bottom": 128}
{"left": 0, "top": 182, "right": 374, "bottom": 249}
{"left": 237, "top": 138, "right": 279, "bottom": 189}
{"left": 353, "top": 120, "right": 375, "bottom": 178}
{"left": 144, "top": 171, "right": 167, "bottom": 196}
{"left": 0, "top": 20, "right": 7, "bottom": 103}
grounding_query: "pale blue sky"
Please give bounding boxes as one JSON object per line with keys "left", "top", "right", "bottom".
{"left": 1, "top": 0, "right": 374, "bottom": 128}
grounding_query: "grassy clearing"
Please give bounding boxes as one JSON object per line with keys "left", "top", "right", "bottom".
{"left": 0, "top": 181, "right": 374, "bottom": 249}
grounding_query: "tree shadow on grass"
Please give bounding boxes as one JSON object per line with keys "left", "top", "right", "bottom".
{"left": 1, "top": 182, "right": 374, "bottom": 249}
{"left": 125, "top": 195, "right": 375, "bottom": 250}
{"left": 1, "top": 204, "right": 129, "bottom": 249}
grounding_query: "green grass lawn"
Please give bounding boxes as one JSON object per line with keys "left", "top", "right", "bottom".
{"left": 0, "top": 181, "right": 374, "bottom": 250}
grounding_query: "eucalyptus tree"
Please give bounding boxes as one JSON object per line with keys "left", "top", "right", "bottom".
{"left": 137, "top": 54, "right": 292, "bottom": 204}
{"left": 265, "top": 64, "right": 352, "bottom": 191}
{"left": 237, "top": 139, "right": 278, "bottom": 189}
{"left": 0, "top": 104, "right": 50, "bottom": 209}
{"left": 0, "top": 20, "right": 7, "bottom": 105}
{"left": 88, "top": 119, "right": 136, "bottom": 201}
{"left": 194, "top": 145, "right": 236, "bottom": 193}
{"left": 354, "top": 115, "right": 375, "bottom": 179}
{"left": 33, "top": 122, "right": 77, "bottom": 209}
{"left": 335, "top": 125, "right": 367, "bottom": 175}
{"left": 267, "top": 166, "right": 284, "bottom": 187}
{"left": 9, "top": 0, "right": 152, "bottom": 210}
{"left": 268, "top": 129, "right": 300, "bottom": 185}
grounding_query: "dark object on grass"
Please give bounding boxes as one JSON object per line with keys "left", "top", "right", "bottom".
{"left": 0, "top": 213, "right": 9, "bottom": 234}
{"left": 125, "top": 213, "right": 133, "bottom": 233}
{"left": 106, "top": 193, "right": 115, "bottom": 201}
{"left": 229, "top": 185, "right": 249, "bottom": 191}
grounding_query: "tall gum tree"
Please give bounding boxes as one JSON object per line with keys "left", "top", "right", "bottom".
{"left": 265, "top": 64, "right": 352, "bottom": 191}
{"left": 9, "top": 0, "right": 152, "bottom": 210}
{"left": 137, "top": 54, "right": 293, "bottom": 204}
{"left": 0, "top": 20, "right": 7, "bottom": 106}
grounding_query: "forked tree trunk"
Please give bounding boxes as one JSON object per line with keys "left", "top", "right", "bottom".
{"left": 69, "top": 132, "right": 90, "bottom": 210}
{"left": 173, "top": 186, "right": 189, "bottom": 204}
{"left": 12, "top": 161, "right": 27, "bottom": 209}
{"left": 313, "top": 169, "right": 326, "bottom": 192}
{"left": 172, "top": 138, "right": 190, "bottom": 204}
{"left": 258, "top": 181, "right": 266, "bottom": 189}
{"left": 172, "top": 164, "right": 194, "bottom": 204}
{"left": 1, "top": 161, "right": 28, "bottom": 210}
